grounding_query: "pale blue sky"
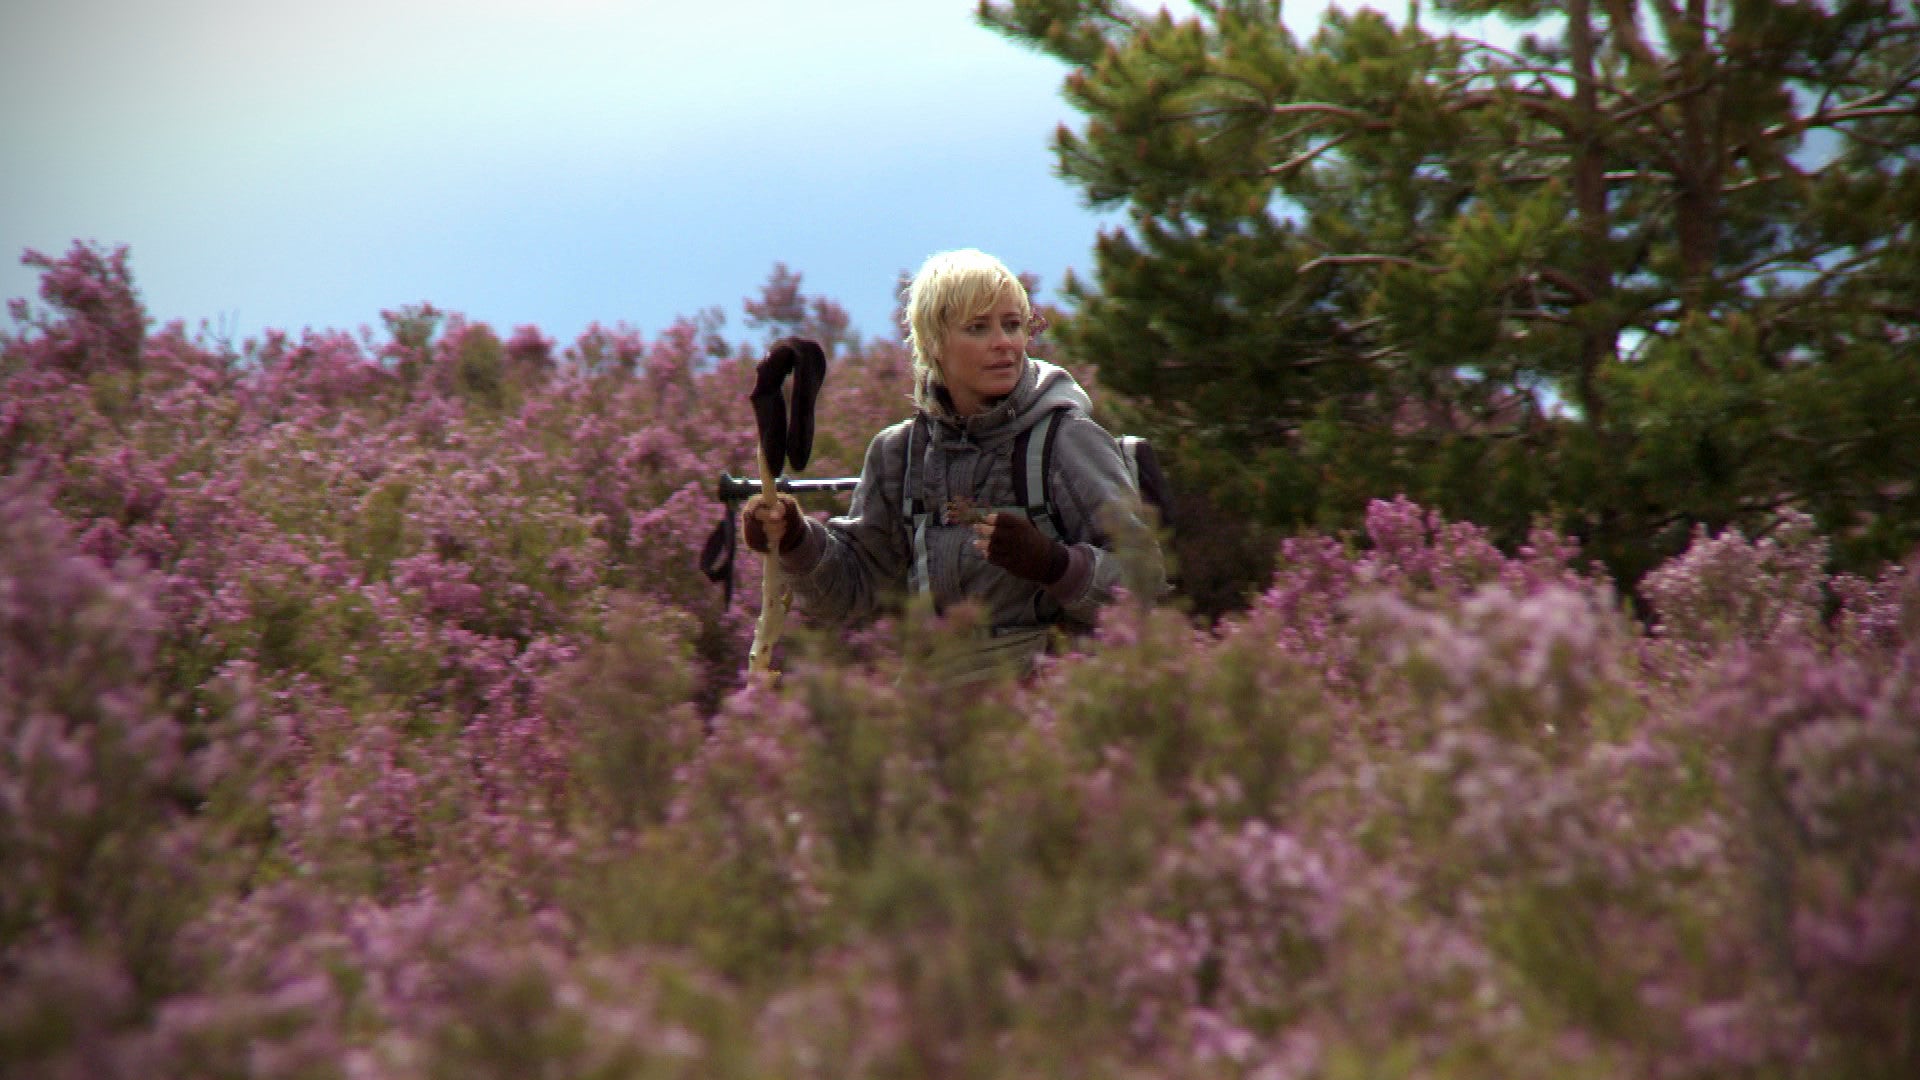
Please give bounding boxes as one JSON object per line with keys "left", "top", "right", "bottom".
{"left": 3, "top": 0, "right": 1485, "bottom": 348}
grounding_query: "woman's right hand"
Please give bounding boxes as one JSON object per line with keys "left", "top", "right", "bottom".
{"left": 741, "top": 493, "right": 804, "bottom": 555}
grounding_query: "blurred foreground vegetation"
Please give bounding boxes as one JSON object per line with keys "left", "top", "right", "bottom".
{"left": 4, "top": 242, "right": 1917, "bottom": 1078}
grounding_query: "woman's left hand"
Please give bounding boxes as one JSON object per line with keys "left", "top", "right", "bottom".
{"left": 973, "top": 513, "right": 1069, "bottom": 585}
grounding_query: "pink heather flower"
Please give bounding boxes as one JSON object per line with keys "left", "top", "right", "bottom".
{"left": 0, "top": 932, "right": 139, "bottom": 1075}
{"left": 1354, "top": 582, "right": 1625, "bottom": 734}
{"left": 1248, "top": 1028, "right": 1323, "bottom": 1080}
{"left": 564, "top": 322, "right": 647, "bottom": 374}
{"left": 390, "top": 553, "right": 486, "bottom": 623}
{"left": 2, "top": 476, "right": 186, "bottom": 909}
{"left": 505, "top": 323, "right": 554, "bottom": 369}
{"left": 1830, "top": 558, "right": 1915, "bottom": 658}
{"left": 1188, "top": 1007, "right": 1259, "bottom": 1064}
{"left": 15, "top": 242, "right": 148, "bottom": 376}
{"left": 1775, "top": 709, "right": 1919, "bottom": 847}
{"left": 1641, "top": 510, "right": 1830, "bottom": 652}
{"left": 1683, "top": 1001, "right": 1771, "bottom": 1070}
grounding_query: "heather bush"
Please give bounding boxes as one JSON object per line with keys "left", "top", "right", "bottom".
{"left": 4, "top": 242, "right": 1917, "bottom": 1077}
{"left": 0, "top": 477, "right": 227, "bottom": 1076}
{"left": 1641, "top": 510, "right": 1832, "bottom": 655}
{"left": 545, "top": 595, "right": 703, "bottom": 832}
{"left": 1, "top": 478, "right": 182, "bottom": 931}
{"left": 9, "top": 244, "right": 146, "bottom": 379}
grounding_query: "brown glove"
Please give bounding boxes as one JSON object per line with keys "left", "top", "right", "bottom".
{"left": 975, "top": 512, "right": 1069, "bottom": 585}
{"left": 742, "top": 494, "right": 804, "bottom": 555}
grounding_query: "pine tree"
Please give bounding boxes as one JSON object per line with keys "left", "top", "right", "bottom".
{"left": 982, "top": 0, "right": 1920, "bottom": 591}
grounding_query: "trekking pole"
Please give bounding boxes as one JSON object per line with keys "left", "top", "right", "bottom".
{"left": 700, "top": 475, "right": 858, "bottom": 610}
{"left": 748, "top": 441, "right": 788, "bottom": 679}
{"left": 744, "top": 338, "right": 826, "bottom": 681}
{"left": 715, "top": 474, "right": 859, "bottom": 503}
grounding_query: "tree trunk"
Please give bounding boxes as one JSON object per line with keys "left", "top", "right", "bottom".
{"left": 1569, "top": 0, "right": 1612, "bottom": 427}
{"left": 1675, "top": 0, "right": 1721, "bottom": 315}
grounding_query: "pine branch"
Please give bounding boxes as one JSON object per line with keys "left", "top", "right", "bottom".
{"left": 1720, "top": 170, "right": 1801, "bottom": 196}
{"left": 1841, "top": 127, "right": 1920, "bottom": 154}
{"left": 1452, "top": 64, "right": 1697, "bottom": 177}
{"left": 1448, "top": 88, "right": 1577, "bottom": 125}
{"left": 1529, "top": 268, "right": 1597, "bottom": 305}
{"left": 1602, "top": 0, "right": 1662, "bottom": 75}
{"left": 1392, "top": 427, "right": 1536, "bottom": 443}
{"left": 1163, "top": 103, "right": 1273, "bottom": 123}
{"left": 1265, "top": 133, "right": 1356, "bottom": 179}
{"left": 1609, "top": 83, "right": 1710, "bottom": 125}
{"left": 1492, "top": 307, "right": 1577, "bottom": 327}
{"left": 1722, "top": 245, "right": 1835, "bottom": 284}
{"left": 1268, "top": 102, "right": 1393, "bottom": 130}
{"left": 1745, "top": 249, "right": 1902, "bottom": 330}
{"left": 1273, "top": 113, "right": 1340, "bottom": 140}
{"left": 1299, "top": 254, "right": 1443, "bottom": 274}
{"left": 1787, "top": 103, "right": 1920, "bottom": 136}
{"left": 1765, "top": 64, "right": 1920, "bottom": 139}
{"left": 1457, "top": 40, "right": 1552, "bottom": 71}
{"left": 1331, "top": 315, "right": 1387, "bottom": 339}
{"left": 1448, "top": 65, "right": 1574, "bottom": 97}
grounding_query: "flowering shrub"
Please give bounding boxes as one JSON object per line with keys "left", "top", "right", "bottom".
{"left": 3, "top": 241, "right": 1917, "bottom": 1078}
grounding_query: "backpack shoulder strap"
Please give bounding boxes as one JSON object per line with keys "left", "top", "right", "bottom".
{"left": 1011, "top": 404, "right": 1072, "bottom": 543}
{"left": 901, "top": 415, "right": 933, "bottom": 599}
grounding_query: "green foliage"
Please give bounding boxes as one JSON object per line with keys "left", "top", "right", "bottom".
{"left": 1052, "top": 606, "right": 1332, "bottom": 823}
{"left": 449, "top": 324, "right": 514, "bottom": 412}
{"left": 982, "top": 0, "right": 1920, "bottom": 597}
{"left": 348, "top": 477, "right": 412, "bottom": 582}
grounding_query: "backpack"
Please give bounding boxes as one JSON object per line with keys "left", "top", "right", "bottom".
{"left": 1115, "top": 434, "right": 1174, "bottom": 532}
{"left": 900, "top": 406, "right": 1172, "bottom": 599}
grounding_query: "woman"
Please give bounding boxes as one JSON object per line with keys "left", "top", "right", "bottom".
{"left": 742, "top": 248, "right": 1164, "bottom": 681}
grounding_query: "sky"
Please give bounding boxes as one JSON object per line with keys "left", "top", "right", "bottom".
{"left": 2, "top": 0, "right": 1507, "bottom": 349}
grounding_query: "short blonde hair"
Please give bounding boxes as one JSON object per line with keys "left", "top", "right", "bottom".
{"left": 902, "top": 249, "right": 1032, "bottom": 412}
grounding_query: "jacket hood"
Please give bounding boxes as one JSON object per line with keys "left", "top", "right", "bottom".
{"left": 925, "top": 358, "right": 1091, "bottom": 443}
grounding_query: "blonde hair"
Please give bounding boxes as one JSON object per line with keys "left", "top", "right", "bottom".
{"left": 902, "top": 249, "right": 1032, "bottom": 412}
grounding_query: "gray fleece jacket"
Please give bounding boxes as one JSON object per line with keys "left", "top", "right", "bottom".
{"left": 777, "top": 358, "right": 1163, "bottom": 669}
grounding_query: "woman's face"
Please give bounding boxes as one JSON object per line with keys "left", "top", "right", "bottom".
{"left": 939, "top": 288, "right": 1029, "bottom": 416}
